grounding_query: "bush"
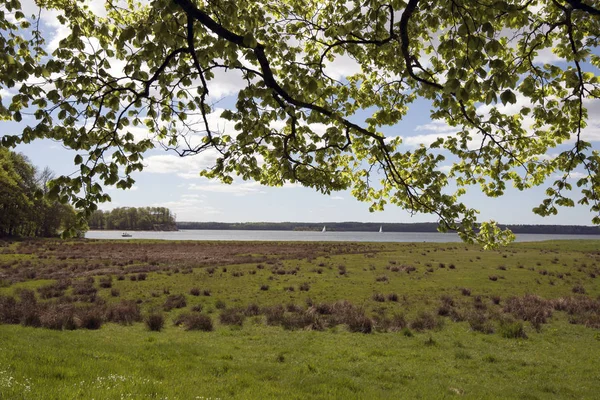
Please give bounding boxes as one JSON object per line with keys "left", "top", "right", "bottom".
{"left": 76, "top": 308, "right": 103, "bottom": 330}
{"left": 498, "top": 320, "right": 527, "bottom": 339}
{"left": 0, "top": 295, "right": 19, "bottom": 324}
{"left": 461, "top": 288, "right": 471, "bottom": 296}
{"left": 346, "top": 312, "right": 373, "bottom": 333}
{"left": 219, "top": 308, "right": 245, "bottom": 326}
{"left": 265, "top": 305, "right": 285, "bottom": 325}
{"left": 260, "top": 284, "right": 269, "bottom": 291}
{"left": 372, "top": 293, "right": 385, "bottom": 302}
{"left": 387, "top": 293, "right": 399, "bottom": 302}
{"left": 105, "top": 300, "right": 141, "bottom": 325}
{"left": 184, "top": 313, "right": 213, "bottom": 331}
{"left": 504, "top": 294, "right": 553, "bottom": 330}
{"left": 299, "top": 282, "right": 310, "bottom": 291}
{"left": 40, "top": 304, "right": 76, "bottom": 330}
{"left": 467, "top": 311, "right": 495, "bottom": 334}
{"left": 189, "top": 287, "right": 201, "bottom": 296}
{"left": 145, "top": 313, "right": 165, "bottom": 331}
{"left": 572, "top": 284, "right": 586, "bottom": 294}
{"left": 245, "top": 303, "right": 261, "bottom": 316}
{"left": 163, "top": 294, "right": 187, "bottom": 311}
{"left": 410, "top": 312, "right": 443, "bottom": 332}
{"left": 99, "top": 276, "right": 112, "bottom": 288}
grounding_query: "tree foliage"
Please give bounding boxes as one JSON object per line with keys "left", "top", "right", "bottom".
{"left": 1, "top": 0, "right": 600, "bottom": 247}
{"left": 88, "top": 207, "right": 176, "bottom": 231}
{"left": 0, "top": 148, "right": 78, "bottom": 237}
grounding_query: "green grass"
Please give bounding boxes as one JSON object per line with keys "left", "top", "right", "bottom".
{"left": 1, "top": 239, "right": 600, "bottom": 398}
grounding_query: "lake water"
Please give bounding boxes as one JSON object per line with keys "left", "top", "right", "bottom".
{"left": 85, "top": 230, "right": 600, "bottom": 243}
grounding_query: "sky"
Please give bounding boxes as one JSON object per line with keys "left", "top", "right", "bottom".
{"left": 3, "top": 1, "right": 600, "bottom": 226}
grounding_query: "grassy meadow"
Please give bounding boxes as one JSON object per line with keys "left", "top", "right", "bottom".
{"left": 1, "top": 238, "right": 599, "bottom": 399}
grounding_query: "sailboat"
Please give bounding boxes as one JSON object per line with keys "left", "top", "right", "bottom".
{"left": 379, "top": 225, "right": 383, "bottom": 233}
{"left": 322, "top": 226, "right": 326, "bottom": 233}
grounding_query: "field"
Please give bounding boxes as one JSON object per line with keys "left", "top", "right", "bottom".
{"left": 1, "top": 238, "right": 600, "bottom": 399}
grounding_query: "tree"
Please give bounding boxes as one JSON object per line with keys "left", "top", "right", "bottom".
{"left": 0, "top": 147, "right": 78, "bottom": 237}
{"left": 1, "top": 0, "right": 599, "bottom": 246}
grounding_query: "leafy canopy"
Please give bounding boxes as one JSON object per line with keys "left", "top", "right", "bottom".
{"left": 1, "top": 0, "right": 599, "bottom": 247}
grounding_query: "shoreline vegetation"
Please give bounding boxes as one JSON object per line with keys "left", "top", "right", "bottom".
{"left": 0, "top": 239, "right": 599, "bottom": 398}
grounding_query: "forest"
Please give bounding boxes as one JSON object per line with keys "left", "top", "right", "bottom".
{"left": 0, "top": 148, "right": 78, "bottom": 237}
{"left": 87, "top": 207, "right": 177, "bottom": 231}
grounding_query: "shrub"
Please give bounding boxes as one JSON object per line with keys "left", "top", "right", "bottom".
{"left": 375, "top": 275, "right": 389, "bottom": 282}
{"left": 498, "top": 320, "right": 527, "bottom": 339}
{"left": 491, "top": 296, "right": 501, "bottom": 305}
{"left": 76, "top": 308, "right": 103, "bottom": 330}
{"left": 40, "top": 304, "right": 76, "bottom": 330}
{"left": 260, "top": 284, "right": 269, "bottom": 291}
{"left": 105, "top": 300, "right": 141, "bottom": 325}
{"left": 299, "top": 282, "right": 310, "bottom": 291}
{"left": 215, "top": 300, "right": 226, "bottom": 310}
{"left": 0, "top": 295, "right": 19, "bottom": 324}
{"left": 110, "top": 288, "right": 120, "bottom": 297}
{"left": 189, "top": 287, "right": 201, "bottom": 296}
{"left": 572, "top": 284, "right": 586, "bottom": 294}
{"left": 410, "top": 312, "right": 443, "bottom": 332}
{"left": 145, "top": 313, "right": 165, "bottom": 331}
{"left": 163, "top": 294, "right": 187, "bottom": 311}
{"left": 98, "top": 276, "right": 112, "bottom": 288}
{"left": 191, "top": 304, "right": 203, "bottom": 312}
{"left": 245, "top": 303, "right": 261, "bottom": 316}
{"left": 184, "top": 313, "right": 213, "bottom": 331}
{"left": 219, "top": 308, "right": 245, "bottom": 326}
{"left": 387, "top": 293, "right": 399, "bottom": 302}
{"left": 488, "top": 275, "right": 498, "bottom": 281}
{"left": 265, "top": 305, "right": 285, "bottom": 325}
{"left": 461, "top": 288, "right": 471, "bottom": 296}
{"left": 346, "top": 313, "right": 373, "bottom": 333}
{"left": 372, "top": 293, "right": 385, "bottom": 302}
{"left": 503, "top": 294, "right": 553, "bottom": 330}
{"left": 203, "top": 289, "right": 211, "bottom": 296}
{"left": 137, "top": 273, "right": 147, "bottom": 281}
{"left": 387, "top": 313, "right": 407, "bottom": 332}
{"left": 467, "top": 311, "right": 495, "bottom": 334}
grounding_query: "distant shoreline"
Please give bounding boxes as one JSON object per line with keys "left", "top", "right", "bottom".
{"left": 172, "top": 222, "right": 600, "bottom": 235}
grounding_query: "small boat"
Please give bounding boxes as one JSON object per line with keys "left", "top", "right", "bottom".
{"left": 322, "top": 226, "right": 326, "bottom": 233}
{"left": 379, "top": 226, "right": 383, "bottom": 233}
{"left": 121, "top": 232, "right": 132, "bottom": 237}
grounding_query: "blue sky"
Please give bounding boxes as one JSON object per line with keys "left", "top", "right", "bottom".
{"left": 4, "top": 1, "right": 600, "bottom": 225}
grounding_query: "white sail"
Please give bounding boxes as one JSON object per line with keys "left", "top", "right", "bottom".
{"left": 322, "top": 226, "right": 326, "bottom": 233}
{"left": 379, "top": 226, "right": 383, "bottom": 233}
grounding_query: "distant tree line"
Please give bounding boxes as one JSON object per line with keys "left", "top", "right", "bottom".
{"left": 176, "top": 221, "right": 600, "bottom": 235}
{"left": 0, "top": 148, "right": 78, "bottom": 237}
{"left": 88, "top": 207, "right": 177, "bottom": 231}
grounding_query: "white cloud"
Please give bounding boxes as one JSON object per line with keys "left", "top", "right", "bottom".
{"left": 188, "top": 181, "right": 265, "bottom": 196}
{"left": 155, "top": 195, "right": 222, "bottom": 220}
{"left": 330, "top": 196, "right": 344, "bottom": 200}
{"left": 143, "top": 151, "right": 219, "bottom": 179}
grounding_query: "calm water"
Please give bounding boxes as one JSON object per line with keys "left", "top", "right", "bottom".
{"left": 85, "top": 230, "right": 600, "bottom": 243}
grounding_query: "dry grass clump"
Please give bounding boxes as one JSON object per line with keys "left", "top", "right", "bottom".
{"left": 145, "top": 312, "right": 165, "bottom": 331}
{"left": 219, "top": 308, "right": 246, "bottom": 326}
{"left": 37, "top": 279, "right": 71, "bottom": 299}
{"left": 174, "top": 312, "right": 213, "bottom": 331}
{"left": 104, "top": 300, "right": 141, "bottom": 325}
{"left": 163, "top": 294, "right": 187, "bottom": 311}
{"left": 410, "top": 312, "right": 444, "bottom": 332}
{"left": 503, "top": 294, "right": 553, "bottom": 330}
